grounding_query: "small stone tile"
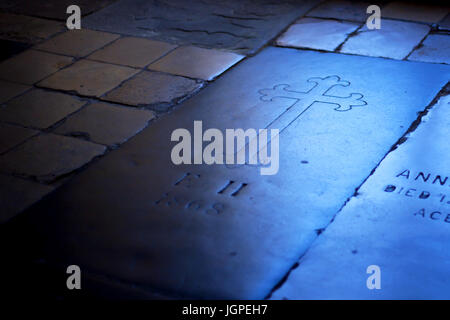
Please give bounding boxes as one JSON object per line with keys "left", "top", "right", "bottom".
{"left": 408, "top": 34, "right": 450, "bottom": 64}
{"left": 38, "top": 60, "right": 139, "bottom": 97}
{"left": 88, "top": 37, "right": 176, "bottom": 68}
{"left": 276, "top": 18, "right": 359, "bottom": 51}
{"left": 439, "top": 14, "right": 450, "bottom": 31}
{"left": 307, "top": 0, "right": 372, "bottom": 22}
{"left": 36, "top": 29, "right": 120, "bottom": 58}
{"left": 55, "top": 102, "right": 155, "bottom": 146}
{"left": 0, "top": 80, "right": 30, "bottom": 103}
{"left": 383, "top": 2, "right": 449, "bottom": 23}
{"left": 0, "top": 12, "right": 64, "bottom": 44}
{"left": 0, "top": 49, "right": 74, "bottom": 85}
{"left": 0, "top": 133, "right": 106, "bottom": 182}
{"left": 0, "top": 123, "right": 37, "bottom": 154}
{"left": 0, "top": 89, "right": 86, "bottom": 129}
{"left": 0, "top": 174, "right": 54, "bottom": 223}
{"left": 102, "top": 71, "right": 202, "bottom": 107}
{"left": 148, "top": 46, "right": 243, "bottom": 80}
{"left": 340, "top": 19, "right": 430, "bottom": 60}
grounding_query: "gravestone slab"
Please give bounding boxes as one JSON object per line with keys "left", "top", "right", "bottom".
{"left": 270, "top": 95, "right": 450, "bottom": 300}
{"left": 83, "top": 0, "right": 319, "bottom": 54}
{"left": 8, "top": 48, "right": 449, "bottom": 299}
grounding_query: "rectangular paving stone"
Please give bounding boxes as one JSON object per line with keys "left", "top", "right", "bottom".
{"left": 270, "top": 95, "right": 450, "bottom": 299}
{"left": 14, "top": 48, "right": 449, "bottom": 299}
{"left": 88, "top": 37, "right": 176, "bottom": 68}
{"left": 37, "top": 60, "right": 139, "bottom": 98}
{"left": 0, "top": 89, "right": 87, "bottom": 129}
{"left": 408, "top": 34, "right": 450, "bottom": 65}
{"left": 0, "top": 49, "right": 74, "bottom": 85}
{"left": 0, "top": 133, "right": 106, "bottom": 183}
{"left": 83, "top": 0, "right": 320, "bottom": 54}
{"left": 0, "top": 80, "right": 30, "bottom": 104}
{"left": 36, "top": 29, "right": 120, "bottom": 58}
{"left": 54, "top": 102, "right": 155, "bottom": 146}
{"left": 0, "top": 123, "right": 37, "bottom": 154}
{"left": 276, "top": 17, "right": 359, "bottom": 51}
{"left": 383, "top": 2, "right": 449, "bottom": 23}
{"left": 148, "top": 46, "right": 243, "bottom": 80}
{"left": 307, "top": 0, "right": 373, "bottom": 22}
{"left": 0, "top": 13, "right": 64, "bottom": 44}
{"left": 0, "top": 174, "right": 54, "bottom": 224}
{"left": 102, "top": 71, "right": 203, "bottom": 108}
{"left": 341, "top": 19, "right": 430, "bottom": 60}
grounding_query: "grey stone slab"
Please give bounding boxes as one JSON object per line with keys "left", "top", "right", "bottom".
{"left": 307, "top": 0, "right": 373, "bottom": 22}
{"left": 14, "top": 48, "right": 449, "bottom": 299}
{"left": 83, "top": 0, "right": 320, "bottom": 54}
{"left": 271, "top": 95, "right": 450, "bottom": 299}
{"left": 0, "top": 123, "right": 37, "bottom": 154}
{"left": 408, "top": 34, "right": 450, "bottom": 65}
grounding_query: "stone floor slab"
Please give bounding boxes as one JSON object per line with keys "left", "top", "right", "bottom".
{"left": 0, "top": 80, "right": 30, "bottom": 104}
{"left": 0, "top": 89, "right": 87, "bottom": 129}
{"left": 0, "top": 174, "right": 54, "bottom": 224}
{"left": 276, "top": 17, "right": 359, "bottom": 51}
{"left": 83, "top": 0, "right": 319, "bottom": 54}
{"left": 408, "top": 34, "right": 450, "bottom": 65}
{"left": 307, "top": 0, "right": 372, "bottom": 22}
{"left": 38, "top": 60, "right": 139, "bottom": 98}
{"left": 383, "top": 2, "right": 449, "bottom": 23}
{"left": 270, "top": 95, "right": 450, "bottom": 299}
{"left": 0, "top": 13, "right": 64, "bottom": 44}
{"left": 0, "top": 49, "right": 74, "bottom": 85}
{"left": 54, "top": 102, "right": 155, "bottom": 146}
{"left": 0, "top": 123, "right": 37, "bottom": 154}
{"left": 11, "top": 48, "right": 449, "bottom": 299}
{"left": 439, "top": 14, "right": 450, "bottom": 30}
{"left": 0, "top": 133, "right": 106, "bottom": 182}
{"left": 36, "top": 29, "right": 120, "bottom": 58}
{"left": 341, "top": 19, "right": 430, "bottom": 60}
{"left": 102, "top": 71, "right": 202, "bottom": 108}
{"left": 88, "top": 37, "right": 176, "bottom": 68}
{"left": 148, "top": 46, "right": 243, "bottom": 80}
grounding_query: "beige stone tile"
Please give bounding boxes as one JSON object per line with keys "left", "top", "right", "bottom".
{"left": 38, "top": 60, "right": 139, "bottom": 97}
{"left": 102, "top": 71, "right": 202, "bottom": 107}
{"left": 0, "top": 133, "right": 106, "bottom": 182}
{"left": 36, "top": 29, "right": 120, "bottom": 57}
{"left": 0, "top": 13, "right": 64, "bottom": 44}
{"left": 55, "top": 102, "right": 155, "bottom": 145}
{"left": 148, "top": 46, "right": 243, "bottom": 80}
{"left": 0, "top": 89, "right": 87, "bottom": 129}
{"left": 0, "top": 49, "right": 74, "bottom": 85}
{"left": 276, "top": 18, "right": 359, "bottom": 51}
{"left": 88, "top": 37, "right": 176, "bottom": 68}
{"left": 0, "top": 174, "right": 54, "bottom": 223}
{"left": 0, "top": 123, "right": 38, "bottom": 154}
{"left": 0, "top": 80, "right": 30, "bottom": 104}
{"left": 383, "top": 2, "right": 449, "bottom": 23}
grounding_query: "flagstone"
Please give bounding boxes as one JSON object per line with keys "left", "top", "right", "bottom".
{"left": 0, "top": 80, "right": 30, "bottom": 104}
{"left": 307, "top": 0, "right": 373, "bottom": 22}
{"left": 408, "top": 34, "right": 450, "bottom": 65}
{"left": 383, "top": 2, "right": 448, "bottom": 23}
{"left": 0, "top": 123, "right": 37, "bottom": 154}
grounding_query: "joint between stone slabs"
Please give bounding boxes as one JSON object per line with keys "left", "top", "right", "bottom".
{"left": 335, "top": 22, "right": 365, "bottom": 53}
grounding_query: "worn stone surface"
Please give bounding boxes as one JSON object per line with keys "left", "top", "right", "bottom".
{"left": 36, "top": 29, "right": 120, "bottom": 58}
{"left": 55, "top": 102, "right": 155, "bottom": 146}
{"left": 0, "top": 80, "right": 30, "bottom": 103}
{"left": 0, "top": 89, "right": 87, "bottom": 129}
{"left": 307, "top": 0, "right": 372, "bottom": 22}
{"left": 102, "top": 71, "right": 202, "bottom": 107}
{"left": 383, "top": 2, "right": 449, "bottom": 23}
{"left": 0, "top": 49, "right": 74, "bottom": 85}
{"left": 408, "top": 34, "right": 450, "bottom": 65}
{"left": 0, "top": 133, "right": 106, "bottom": 182}
{"left": 0, "top": 123, "right": 37, "bottom": 154}
{"left": 0, "top": 174, "right": 54, "bottom": 224}
{"left": 38, "top": 60, "right": 139, "bottom": 98}
{"left": 11, "top": 48, "right": 449, "bottom": 299}
{"left": 276, "top": 17, "right": 359, "bottom": 51}
{"left": 440, "top": 14, "right": 450, "bottom": 30}
{"left": 88, "top": 37, "right": 176, "bottom": 68}
{"left": 0, "top": 13, "right": 64, "bottom": 44}
{"left": 148, "top": 46, "right": 243, "bottom": 80}
{"left": 271, "top": 96, "right": 450, "bottom": 299}
{"left": 83, "top": 0, "right": 319, "bottom": 54}
{"left": 341, "top": 20, "right": 430, "bottom": 60}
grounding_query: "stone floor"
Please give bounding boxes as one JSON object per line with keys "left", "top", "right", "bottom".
{"left": 0, "top": 0, "right": 449, "bottom": 299}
